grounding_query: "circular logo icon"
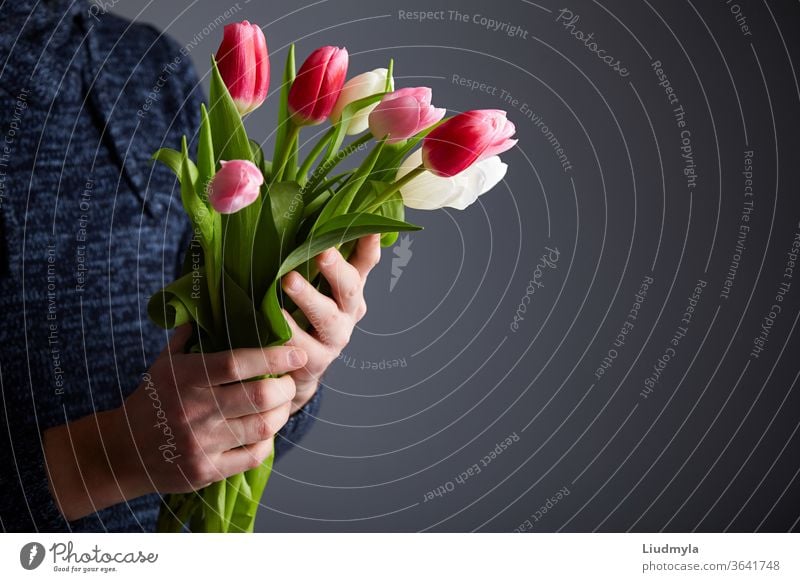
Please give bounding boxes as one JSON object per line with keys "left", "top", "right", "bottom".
{"left": 19, "top": 542, "right": 45, "bottom": 570}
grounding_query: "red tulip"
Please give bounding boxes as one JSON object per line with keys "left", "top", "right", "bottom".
{"left": 216, "top": 21, "right": 270, "bottom": 115}
{"left": 422, "top": 110, "right": 517, "bottom": 177}
{"left": 288, "top": 46, "right": 349, "bottom": 125}
{"left": 368, "top": 87, "right": 445, "bottom": 143}
{"left": 207, "top": 160, "right": 264, "bottom": 214}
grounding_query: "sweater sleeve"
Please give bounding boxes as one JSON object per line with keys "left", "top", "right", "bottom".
{"left": 0, "top": 393, "right": 71, "bottom": 532}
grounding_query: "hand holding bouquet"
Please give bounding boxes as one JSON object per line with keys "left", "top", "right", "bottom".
{"left": 148, "top": 20, "right": 516, "bottom": 532}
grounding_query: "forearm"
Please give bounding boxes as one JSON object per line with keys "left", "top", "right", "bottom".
{"left": 43, "top": 408, "right": 149, "bottom": 522}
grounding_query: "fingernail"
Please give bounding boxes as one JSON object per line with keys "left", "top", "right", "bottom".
{"left": 289, "top": 349, "right": 305, "bottom": 366}
{"left": 284, "top": 273, "right": 302, "bottom": 293}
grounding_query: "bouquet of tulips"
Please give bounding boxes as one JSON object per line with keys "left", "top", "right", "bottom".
{"left": 148, "top": 21, "right": 517, "bottom": 533}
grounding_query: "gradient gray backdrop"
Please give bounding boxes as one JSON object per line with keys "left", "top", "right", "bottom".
{"left": 109, "top": 0, "right": 800, "bottom": 532}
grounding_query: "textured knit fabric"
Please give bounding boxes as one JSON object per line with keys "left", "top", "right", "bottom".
{"left": 0, "top": 0, "right": 320, "bottom": 532}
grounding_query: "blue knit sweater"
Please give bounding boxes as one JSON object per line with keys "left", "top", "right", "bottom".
{"left": 0, "top": 0, "right": 320, "bottom": 532}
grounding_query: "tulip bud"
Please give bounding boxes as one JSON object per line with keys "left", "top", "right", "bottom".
{"left": 396, "top": 149, "right": 507, "bottom": 210}
{"left": 288, "top": 46, "right": 349, "bottom": 125}
{"left": 422, "top": 109, "right": 517, "bottom": 177}
{"left": 216, "top": 21, "right": 270, "bottom": 115}
{"left": 329, "top": 68, "right": 393, "bottom": 135}
{"left": 207, "top": 160, "right": 264, "bottom": 214}
{"left": 369, "top": 87, "right": 445, "bottom": 144}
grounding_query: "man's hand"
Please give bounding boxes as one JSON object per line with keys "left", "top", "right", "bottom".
{"left": 281, "top": 234, "right": 381, "bottom": 412}
{"left": 44, "top": 333, "right": 308, "bottom": 521}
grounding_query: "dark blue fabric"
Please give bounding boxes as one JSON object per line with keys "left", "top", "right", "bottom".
{"left": 0, "top": 0, "right": 320, "bottom": 532}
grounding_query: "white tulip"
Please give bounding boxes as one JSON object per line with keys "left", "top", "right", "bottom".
{"left": 396, "top": 149, "right": 508, "bottom": 210}
{"left": 330, "top": 68, "right": 393, "bottom": 135}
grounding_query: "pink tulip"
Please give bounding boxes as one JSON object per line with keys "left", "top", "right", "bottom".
{"left": 422, "top": 110, "right": 517, "bottom": 177}
{"left": 207, "top": 160, "right": 264, "bottom": 214}
{"left": 368, "top": 87, "right": 445, "bottom": 143}
{"left": 216, "top": 21, "right": 270, "bottom": 115}
{"left": 288, "top": 46, "right": 349, "bottom": 125}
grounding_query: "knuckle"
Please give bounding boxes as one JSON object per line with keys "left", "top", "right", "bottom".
{"left": 245, "top": 453, "right": 264, "bottom": 471}
{"left": 356, "top": 301, "right": 367, "bottom": 320}
{"left": 220, "top": 353, "right": 240, "bottom": 379}
{"left": 184, "top": 460, "right": 212, "bottom": 486}
{"left": 249, "top": 381, "right": 271, "bottom": 410}
{"left": 255, "top": 416, "right": 275, "bottom": 441}
{"left": 320, "top": 311, "right": 339, "bottom": 331}
{"left": 344, "top": 283, "right": 359, "bottom": 301}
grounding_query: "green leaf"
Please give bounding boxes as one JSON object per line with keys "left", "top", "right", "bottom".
{"left": 208, "top": 56, "right": 252, "bottom": 163}
{"left": 261, "top": 279, "right": 292, "bottom": 345}
{"left": 302, "top": 170, "right": 352, "bottom": 206}
{"left": 374, "top": 119, "right": 445, "bottom": 178}
{"left": 309, "top": 140, "right": 385, "bottom": 235}
{"left": 249, "top": 139, "right": 267, "bottom": 178}
{"left": 202, "top": 480, "right": 226, "bottom": 533}
{"left": 350, "top": 180, "right": 404, "bottom": 247}
{"left": 152, "top": 147, "right": 198, "bottom": 184}
{"left": 280, "top": 213, "right": 421, "bottom": 279}
{"left": 331, "top": 138, "right": 386, "bottom": 216}
{"left": 252, "top": 181, "right": 304, "bottom": 301}
{"left": 197, "top": 104, "right": 215, "bottom": 202}
{"left": 385, "top": 58, "right": 394, "bottom": 92}
{"left": 272, "top": 44, "right": 296, "bottom": 169}
{"left": 223, "top": 473, "right": 243, "bottom": 530}
{"left": 147, "top": 268, "right": 214, "bottom": 332}
{"left": 221, "top": 270, "right": 273, "bottom": 348}
{"left": 230, "top": 452, "right": 274, "bottom": 533}
{"left": 180, "top": 137, "right": 212, "bottom": 245}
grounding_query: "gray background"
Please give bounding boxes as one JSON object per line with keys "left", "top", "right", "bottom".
{"left": 110, "top": 0, "right": 800, "bottom": 532}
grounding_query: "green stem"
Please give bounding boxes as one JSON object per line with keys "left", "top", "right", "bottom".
{"left": 305, "top": 133, "right": 373, "bottom": 193}
{"left": 297, "top": 127, "right": 335, "bottom": 185}
{"left": 302, "top": 171, "right": 353, "bottom": 207}
{"left": 361, "top": 164, "right": 426, "bottom": 213}
{"left": 271, "top": 122, "right": 301, "bottom": 184}
{"left": 204, "top": 244, "right": 223, "bottom": 336}
{"left": 202, "top": 480, "right": 227, "bottom": 533}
